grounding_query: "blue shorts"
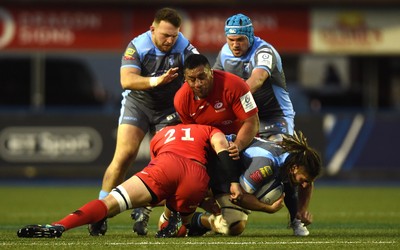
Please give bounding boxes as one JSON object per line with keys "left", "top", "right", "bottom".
{"left": 118, "top": 94, "right": 180, "bottom": 134}
{"left": 258, "top": 116, "right": 294, "bottom": 139}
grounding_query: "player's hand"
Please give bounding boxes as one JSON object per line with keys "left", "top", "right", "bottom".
{"left": 267, "top": 192, "right": 285, "bottom": 213}
{"left": 200, "top": 195, "right": 221, "bottom": 215}
{"left": 158, "top": 67, "right": 179, "bottom": 86}
{"left": 297, "top": 211, "right": 313, "bottom": 226}
{"left": 228, "top": 141, "right": 240, "bottom": 160}
{"left": 229, "top": 182, "right": 242, "bottom": 201}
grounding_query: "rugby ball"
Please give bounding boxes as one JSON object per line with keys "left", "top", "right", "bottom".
{"left": 160, "top": 221, "right": 187, "bottom": 237}
{"left": 254, "top": 180, "right": 284, "bottom": 205}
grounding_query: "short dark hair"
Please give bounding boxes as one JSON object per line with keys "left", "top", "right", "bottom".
{"left": 154, "top": 7, "right": 182, "bottom": 28}
{"left": 184, "top": 54, "right": 211, "bottom": 71}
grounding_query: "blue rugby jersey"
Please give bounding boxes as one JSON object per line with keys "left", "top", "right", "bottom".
{"left": 239, "top": 137, "right": 289, "bottom": 194}
{"left": 121, "top": 31, "right": 198, "bottom": 110}
{"left": 213, "top": 36, "right": 295, "bottom": 123}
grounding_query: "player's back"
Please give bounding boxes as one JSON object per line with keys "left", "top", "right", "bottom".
{"left": 150, "top": 124, "right": 221, "bottom": 165}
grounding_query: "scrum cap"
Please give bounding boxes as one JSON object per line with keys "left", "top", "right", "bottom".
{"left": 225, "top": 13, "right": 254, "bottom": 46}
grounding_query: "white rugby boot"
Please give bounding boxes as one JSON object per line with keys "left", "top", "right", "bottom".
{"left": 290, "top": 218, "right": 309, "bottom": 236}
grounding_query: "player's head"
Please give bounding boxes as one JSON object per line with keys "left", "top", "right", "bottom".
{"left": 151, "top": 8, "right": 182, "bottom": 52}
{"left": 183, "top": 54, "right": 214, "bottom": 99}
{"left": 280, "top": 131, "right": 322, "bottom": 188}
{"left": 225, "top": 14, "right": 254, "bottom": 56}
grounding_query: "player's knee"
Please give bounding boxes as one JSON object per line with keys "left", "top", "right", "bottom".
{"left": 209, "top": 212, "right": 247, "bottom": 236}
{"left": 227, "top": 220, "right": 246, "bottom": 236}
{"left": 109, "top": 185, "right": 132, "bottom": 213}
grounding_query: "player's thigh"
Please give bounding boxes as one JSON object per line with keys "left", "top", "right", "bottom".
{"left": 170, "top": 161, "right": 210, "bottom": 214}
{"left": 114, "top": 124, "right": 146, "bottom": 158}
{"left": 121, "top": 175, "right": 153, "bottom": 207}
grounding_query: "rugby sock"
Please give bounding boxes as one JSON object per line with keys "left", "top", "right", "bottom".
{"left": 284, "top": 186, "right": 298, "bottom": 222}
{"left": 52, "top": 199, "right": 108, "bottom": 230}
{"left": 99, "top": 190, "right": 109, "bottom": 199}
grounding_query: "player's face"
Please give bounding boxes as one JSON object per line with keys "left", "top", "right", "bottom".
{"left": 151, "top": 21, "right": 180, "bottom": 52}
{"left": 289, "top": 165, "right": 313, "bottom": 188}
{"left": 226, "top": 35, "right": 250, "bottom": 57}
{"left": 184, "top": 65, "right": 213, "bottom": 99}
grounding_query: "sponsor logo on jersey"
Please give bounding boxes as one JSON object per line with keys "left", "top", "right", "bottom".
{"left": 240, "top": 91, "right": 257, "bottom": 113}
{"left": 214, "top": 101, "right": 226, "bottom": 113}
{"left": 249, "top": 170, "right": 263, "bottom": 184}
{"left": 257, "top": 52, "right": 272, "bottom": 68}
{"left": 264, "top": 122, "right": 287, "bottom": 133}
{"left": 221, "top": 120, "right": 233, "bottom": 125}
{"left": 214, "top": 102, "right": 223, "bottom": 109}
{"left": 260, "top": 165, "right": 273, "bottom": 178}
{"left": 168, "top": 55, "right": 175, "bottom": 66}
{"left": 244, "top": 62, "right": 250, "bottom": 74}
{"left": 123, "top": 48, "right": 136, "bottom": 60}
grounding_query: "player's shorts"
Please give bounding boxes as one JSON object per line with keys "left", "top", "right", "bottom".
{"left": 215, "top": 194, "right": 250, "bottom": 225}
{"left": 135, "top": 152, "right": 210, "bottom": 215}
{"left": 119, "top": 94, "right": 180, "bottom": 134}
{"left": 258, "top": 116, "right": 294, "bottom": 140}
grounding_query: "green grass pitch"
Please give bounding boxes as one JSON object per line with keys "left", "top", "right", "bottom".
{"left": 1, "top": 184, "right": 399, "bottom": 249}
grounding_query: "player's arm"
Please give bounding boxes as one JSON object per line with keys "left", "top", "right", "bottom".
{"left": 246, "top": 68, "right": 269, "bottom": 93}
{"left": 120, "top": 67, "right": 179, "bottom": 90}
{"left": 297, "top": 182, "right": 314, "bottom": 225}
{"left": 234, "top": 114, "right": 259, "bottom": 152}
{"left": 232, "top": 192, "right": 284, "bottom": 213}
{"left": 211, "top": 131, "right": 242, "bottom": 198}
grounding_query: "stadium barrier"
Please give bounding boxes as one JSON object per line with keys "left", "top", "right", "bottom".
{"left": 0, "top": 112, "right": 399, "bottom": 181}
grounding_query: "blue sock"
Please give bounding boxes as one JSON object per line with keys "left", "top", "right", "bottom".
{"left": 99, "top": 190, "right": 109, "bottom": 200}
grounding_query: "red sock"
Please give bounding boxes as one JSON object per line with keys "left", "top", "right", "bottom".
{"left": 52, "top": 199, "right": 108, "bottom": 230}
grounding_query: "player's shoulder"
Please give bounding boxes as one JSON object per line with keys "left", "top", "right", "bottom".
{"left": 253, "top": 37, "right": 279, "bottom": 56}
{"left": 174, "top": 83, "right": 193, "bottom": 105}
{"left": 132, "top": 31, "right": 151, "bottom": 44}
{"left": 175, "top": 82, "right": 191, "bottom": 95}
{"left": 131, "top": 31, "right": 154, "bottom": 54}
{"left": 172, "top": 33, "right": 198, "bottom": 53}
{"left": 214, "top": 69, "right": 241, "bottom": 79}
{"left": 214, "top": 69, "right": 249, "bottom": 90}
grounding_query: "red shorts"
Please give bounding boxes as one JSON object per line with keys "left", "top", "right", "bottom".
{"left": 135, "top": 152, "right": 210, "bottom": 214}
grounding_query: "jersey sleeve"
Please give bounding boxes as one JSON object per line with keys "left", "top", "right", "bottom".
{"left": 229, "top": 77, "right": 258, "bottom": 120}
{"left": 253, "top": 46, "right": 275, "bottom": 75}
{"left": 240, "top": 157, "right": 276, "bottom": 194}
{"left": 121, "top": 42, "right": 141, "bottom": 70}
{"left": 184, "top": 43, "right": 200, "bottom": 58}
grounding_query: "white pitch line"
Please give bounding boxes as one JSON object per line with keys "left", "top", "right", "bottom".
{"left": 2, "top": 240, "right": 397, "bottom": 246}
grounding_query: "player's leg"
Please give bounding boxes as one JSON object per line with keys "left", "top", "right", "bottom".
{"left": 186, "top": 191, "right": 220, "bottom": 236}
{"left": 209, "top": 194, "right": 249, "bottom": 236}
{"left": 258, "top": 117, "right": 294, "bottom": 142}
{"left": 156, "top": 157, "right": 209, "bottom": 238}
{"left": 284, "top": 185, "right": 309, "bottom": 236}
{"left": 17, "top": 175, "right": 153, "bottom": 238}
{"left": 132, "top": 110, "right": 181, "bottom": 235}
{"left": 89, "top": 123, "right": 146, "bottom": 236}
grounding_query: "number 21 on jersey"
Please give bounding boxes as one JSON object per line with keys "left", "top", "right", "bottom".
{"left": 164, "top": 128, "right": 195, "bottom": 144}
